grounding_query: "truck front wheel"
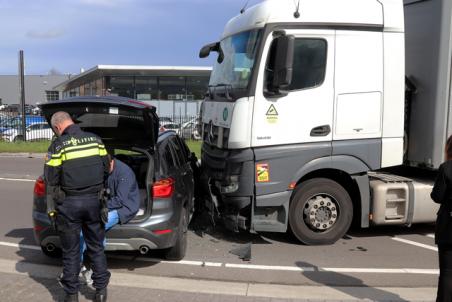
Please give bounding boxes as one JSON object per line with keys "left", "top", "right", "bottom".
{"left": 289, "top": 178, "right": 353, "bottom": 245}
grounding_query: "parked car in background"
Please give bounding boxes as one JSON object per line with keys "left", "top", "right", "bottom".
{"left": 0, "top": 115, "right": 46, "bottom": 133}
{"left": 160, "top": 122, "right": 180, "bottom": 133}
{"left": 33, "top": 96, "right": 198, "bottom": 260}
{"left": 1, "top": 122, "right": 53, "bottom": 142}
{"left": 180, "top": 118, "right": 201, "bottom": 140}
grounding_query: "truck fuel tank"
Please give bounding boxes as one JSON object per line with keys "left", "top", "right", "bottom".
{"left": 369, "top": 172, "right": 439, "bottom": 226}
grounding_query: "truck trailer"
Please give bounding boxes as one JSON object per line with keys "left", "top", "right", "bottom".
{"left": 199, "top": 0, "right": 451, "bottom": 245}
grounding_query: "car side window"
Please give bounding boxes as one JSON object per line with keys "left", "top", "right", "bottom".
{"left": 169, "top": 137, "right": 186, "bottom": 166}
{"left": 177, "top": 136, "right": 191, "bottom": 160}
{"left": 163, "top": 143, "right": 175, "bottom": 171}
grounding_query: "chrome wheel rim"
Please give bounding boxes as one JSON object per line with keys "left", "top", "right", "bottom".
{"left": 303, "top": 194, "right": 339, "bottom": 232}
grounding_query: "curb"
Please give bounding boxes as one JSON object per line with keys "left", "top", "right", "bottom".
{"left": 0, "top": 258, "right": 436, "bottom": 301}
{"left": 0, "top": 153, "right": 46, "bottom": 158}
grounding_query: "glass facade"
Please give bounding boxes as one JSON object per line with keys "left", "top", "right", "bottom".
{"left": 62, "top": 74, "right": 209, "bottom": 116}
{"left": 135, "top": 76, "right": 158, "bottom": 101}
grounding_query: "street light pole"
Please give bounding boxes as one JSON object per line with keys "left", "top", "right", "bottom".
{"left": 18, "top": 50, "right": 26, "bottom": 141}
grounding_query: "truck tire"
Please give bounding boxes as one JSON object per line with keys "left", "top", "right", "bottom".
{"left": 165, "top": 207, "right": 188, "bottom": 261}
{"left": 289, "top": 178, "right": 353, "bottom": 245}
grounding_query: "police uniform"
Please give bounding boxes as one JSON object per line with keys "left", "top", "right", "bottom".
{"left": 45, "top": 124, "right": 111, "bottom": 297}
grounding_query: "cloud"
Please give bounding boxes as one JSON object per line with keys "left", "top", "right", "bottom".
{"left": 26, "top": 29, "right": 65, "bottom": 39}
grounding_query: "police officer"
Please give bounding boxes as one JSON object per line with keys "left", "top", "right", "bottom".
{"left": 45, "top": 111, "right": 110, "bottom": 302}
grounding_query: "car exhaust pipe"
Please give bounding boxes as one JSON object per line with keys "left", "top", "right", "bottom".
{"left": 139, "top": 245, "right": 150, "bottom": 255}
{"left": 45, "top": 243, "right": 56, "bottom": 253}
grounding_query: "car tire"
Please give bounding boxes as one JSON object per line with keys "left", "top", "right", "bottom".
{"left": 13, "top": 135, "right": 23, "bottom": 142}
{"left": 41, "top": 245, "right": 61, "bottom": 258}
{"left": 165, "top": 207, "right": 188, "bottom": 261}
{"left": 289, "top": 178, "right": 353, "bottom": 245}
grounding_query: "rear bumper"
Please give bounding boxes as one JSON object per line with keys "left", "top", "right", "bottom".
{"left": 33, "top": 211, "right": 180, "bottom": 251}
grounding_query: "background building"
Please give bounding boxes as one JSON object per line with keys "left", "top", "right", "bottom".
{"left": 54, "top": 65, "right": 211, "bottom": 117}
{"left": 0, "top": 75, "right": 70, "bottom": 105}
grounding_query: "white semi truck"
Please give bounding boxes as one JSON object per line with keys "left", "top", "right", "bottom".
{"left": 199, "top": 0, "right": 451, "bottom": 245}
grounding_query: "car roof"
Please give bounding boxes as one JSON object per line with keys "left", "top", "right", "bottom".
{"left": 157, "top": 130, "right": 177, "bottom": 143}
{"left": 40, "top": 96, "right": 155, "bottom": 110}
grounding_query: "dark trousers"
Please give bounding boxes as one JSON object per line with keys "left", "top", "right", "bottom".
{"left": 56, "top": 194, "right": 111, "bottom": 294}
{"left": 437, "top": 246, "right": 452, "bottom": 302}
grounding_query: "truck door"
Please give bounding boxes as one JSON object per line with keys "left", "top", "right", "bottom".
{"left": 252, "top": 29, "right": 335, "bottom": 148}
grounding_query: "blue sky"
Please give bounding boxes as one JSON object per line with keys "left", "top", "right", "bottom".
{"left": 0, "top": 0, "right": 262, "bottom": 75}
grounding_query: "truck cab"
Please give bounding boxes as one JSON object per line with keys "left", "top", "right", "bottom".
{"left": 199, "top": 0, "right": 415, "bottom": 245}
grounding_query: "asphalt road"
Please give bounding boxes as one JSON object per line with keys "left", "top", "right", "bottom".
{"left": 0, "top": 156, "right": 439, "bottom": 291}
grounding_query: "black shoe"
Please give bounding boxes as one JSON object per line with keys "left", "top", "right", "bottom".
{"left": 94, "top": 288, "right": 107, "bottom": 302}
{"left": 63, "top": 293, "right": 78, "bottom": 302}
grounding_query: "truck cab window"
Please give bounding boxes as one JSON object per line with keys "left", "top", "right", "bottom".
{"left": 266, "top": 38, "right": 327, "bottom": 92}
{"left": 289, "top": 39, "right": 327, "bottom": 91}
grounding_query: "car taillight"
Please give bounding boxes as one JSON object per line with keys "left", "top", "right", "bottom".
{"left": 34, "top": 176, "right": 46, "bottom": 197}
{"left": 152, "top": 178, "right": 175, "bottom": 198}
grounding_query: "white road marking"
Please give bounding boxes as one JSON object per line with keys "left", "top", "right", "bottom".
{"left": 0, "top": 177, "right": 35, "bottom": 182}
{"left": 107, "top": 255, "right": 224, "bottom": 267}
{"left": 225, "top": 263, "right": 314, "bottom": 272}
{"left": 392, "top": 237, "right": 438, "bottom": 251}
{"left": 0, "top": 241, "right": 41, "bottom": 251}
{"left": 0, "top": 258, "right": 438, "bottom": 301}
{"left": 426, "top": 234, "right": 435, "bottom": 239}
{"left": 320, "top": 268, "right": 439, "bottom": 274}
{"left": 0, "top": 241, "right": 438, "bottom": 275}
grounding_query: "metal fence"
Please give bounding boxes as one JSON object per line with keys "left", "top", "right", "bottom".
{"left": 0, "top": 109, "right": 201, "bottom": 143}
{"left": 159, "top": 115, "right": 201, "bottom": 141}
{"left": 0, "top": 110, "right": 49, "bottom": 142}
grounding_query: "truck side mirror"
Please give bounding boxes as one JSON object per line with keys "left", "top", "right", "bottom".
{"left": 199, "top": 42, "right": 224, "bottom": 63}
{"left": 265, "top": 34, "right": 295, "bottom": 97}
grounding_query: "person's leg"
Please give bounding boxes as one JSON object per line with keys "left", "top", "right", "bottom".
{"left": 105, "top": 210, "right": 119, "bottom": 231}
{"left": 79, "top": 230, "right": 86, "bottom": 263}
{"left": 437, "top": 246, "right": 452, "bottom": 302}
{"left": 82, "top": 198, "right": 110, "bottom": 291}
{"left": 102, "top": 210, "right": 119, "bottom": 247}
{"left": 81, "top": 210, "right": 119, "bottom": 286}
{"left": 56, "top": 203, "right": 82, "bottom": 295}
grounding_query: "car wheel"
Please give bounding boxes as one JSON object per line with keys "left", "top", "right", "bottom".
{"left": 13, "top": 135, "right": 24, "bottom": 142}
{"left": 165, "top": 207, "right": 188, "bottom": 261}
{"left": 289, "top": 178, "right": 353, "bottom": 245}
{"left": 41, "top": 245, "right": 61, "bottom": 258}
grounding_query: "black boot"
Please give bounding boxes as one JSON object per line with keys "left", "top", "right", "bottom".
{"left": 94, "top": 288, "right": 107, "bottom": 302}
{"left": 63, "top": 293, "right": 78, "bottom": 302}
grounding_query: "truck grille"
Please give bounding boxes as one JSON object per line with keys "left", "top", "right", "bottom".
{"left": 202, "top": 122, "right": 229, "bottom": 149}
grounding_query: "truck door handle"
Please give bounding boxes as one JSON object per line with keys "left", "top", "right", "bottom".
{"left": 310, "top": 125, "right": 331, "bottom": 137}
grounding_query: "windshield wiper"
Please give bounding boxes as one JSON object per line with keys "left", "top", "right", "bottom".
{"left": 208, "top": 84, "right": 233, "bottom": 100}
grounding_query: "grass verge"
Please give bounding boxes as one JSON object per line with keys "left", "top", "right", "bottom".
{"left": 0, "top": 140, "right": 203, "bottom": 158}
{"left": 185, "top": 140, "right": 202, "bottom": 158}
{"left": 0, "top": 140, "right": 51, "bottom": 153}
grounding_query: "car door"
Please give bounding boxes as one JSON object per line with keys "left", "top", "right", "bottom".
{"left": 27, "top": 124, "right": 41, "bottom": 141}
{"left": 42, "top": 123, "right": 54, "bottom": 140}
{"left": 170, "top": 137, "right": 194, "bottom": 214}
{"left": 252, "top": 29, "right": 335, "bottom": 147}
{"left": 176, "top": 136, "right": 196, "bottom": 214}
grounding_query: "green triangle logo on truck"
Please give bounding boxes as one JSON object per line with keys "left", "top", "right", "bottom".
{"left": 266, "top": 104, "right": 278, "bottom": 116}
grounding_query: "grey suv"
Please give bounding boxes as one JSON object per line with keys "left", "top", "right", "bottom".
{"left": 32, "top": 96, "right": 197, "bottom": 260}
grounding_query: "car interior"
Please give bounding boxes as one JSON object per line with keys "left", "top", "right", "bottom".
{"left": 112, "top": 149, "right": 151, "bottom": 220}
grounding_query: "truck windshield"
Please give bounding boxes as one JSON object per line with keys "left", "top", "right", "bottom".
{"left": 209, "top": 29, "right": 262, "bottom": 90}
